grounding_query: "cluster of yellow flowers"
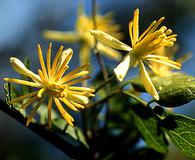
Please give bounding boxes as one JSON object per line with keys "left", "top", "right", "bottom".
{"left": 4, "top": 8, "right": 182, "bottom": 127}
{"left": 90, "top": 9, "right": 181, "bottom": 100}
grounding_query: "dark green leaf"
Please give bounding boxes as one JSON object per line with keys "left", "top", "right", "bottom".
{"left": 164, "top": 114, "right": 195, "bottom": 158}
{"left": 130, "top": 105, "right": 168, "bottom": 153}
{"left": 130, "top": 73, "right": 195, "bottom": 107}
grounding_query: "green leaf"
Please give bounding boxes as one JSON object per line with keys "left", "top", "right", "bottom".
{"left": 129, "top": 73, "right": 195, "bottom": 107}
{"left": 130, "top": 105, "right": 168, "bottom": 153}
{"left": 52, "top": 119, "right": 88, "bottom": 148}
{"left": 164, "top": 114, "right": 195, "bottom": 158}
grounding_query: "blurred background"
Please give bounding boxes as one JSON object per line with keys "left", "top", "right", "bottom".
{"left": 0, "top": 0, "right": 195, "bottom": 159}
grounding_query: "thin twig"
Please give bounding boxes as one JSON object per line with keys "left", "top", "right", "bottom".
{"left": 95, "top": 75, "right": 116, "bottom": 93}
{"left": 91, "top": 0, "right": 110, "bottom": 92}
{"left": 92, "top": 0, "right": 111, "bottom": 129}
{"left": 87, "top": 89, "right": 120, "bottom": 109}
{"left": 122, "top": 90, "right": 147, "bottom": 106}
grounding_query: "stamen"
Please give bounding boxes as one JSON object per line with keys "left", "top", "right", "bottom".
{"left": 138, "top": 20, "right": 156, "bottom": 41}
{"left": 146, "top": 17, "right": 165, "bottom": 36}
{"left": 165, "top": 29, "right": 172, "bottom": 35}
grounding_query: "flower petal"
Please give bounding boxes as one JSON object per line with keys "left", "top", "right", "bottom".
{"left": 90, "top": 30, "right": 132, "bottom": 51}
{"left": 139, "top": 60, "right": 159, "bottom": 100}
{"left": 10, "top": 57, "right": 41, "bottom": 83}
{"left": 97, "top": 42, "right": 122, "bottom": 60}
{"left": 43, "top": 31, "right": 81, "bottom": 43}
{"left": 114, "top": 54, "right": 131, "bottom": 81}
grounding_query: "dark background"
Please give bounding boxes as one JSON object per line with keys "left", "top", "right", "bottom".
{"left": 0, "top": 0, "right": 195, "bottom": 159}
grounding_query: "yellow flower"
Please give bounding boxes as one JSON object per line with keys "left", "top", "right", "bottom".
{"left": 90, "top": 8, "right": 181, "bottom": 100}
{"left": 151, "top": 45, "right": 191, "bottom": 76}
{"left": 43, "top": 5, "right": 123, "bottom": 65}
{"left": 4, "top": 43, "right": 95, "bottom": 127}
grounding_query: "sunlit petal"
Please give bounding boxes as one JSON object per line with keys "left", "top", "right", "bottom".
{"left": 90, "top": 30, "right": 132, "bottom": 51}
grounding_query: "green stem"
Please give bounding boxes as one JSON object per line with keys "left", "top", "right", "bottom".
{"left": 87, "top": 89, "right": 120, "bottom": 108}
{"left": 95, "top": 75, "right": 115, "bottom": 93}
{"left": 91, "top": 0, "right": 110, "bottom": 130}
{"left": 122, "top": 90, "right": 147, "bottom": 106}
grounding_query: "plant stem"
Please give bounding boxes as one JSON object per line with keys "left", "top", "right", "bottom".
{"left": 91, "top": 0, "right": 110, "bottom": 92}
{"left": 122, "top": 90, "right": 147, "bottom": 106}
{"left": 87, "top": 89, "right": 120, "bottom": 108}
{"left": 95, "top": 75, "right": 116, "bottom": 93}
{"left": 0, "top": 100, "right": 91, "bottom": 160}
{"left": 91, "top": 0, "right": 111, "bottom": 130}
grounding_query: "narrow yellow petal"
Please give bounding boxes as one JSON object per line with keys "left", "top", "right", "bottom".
{"left": 97, "top": 43, "right": 122, "bottom": 60}
{"left": 139, "top": 60, "right": 159, "bottom": 100}
{"left": 55, "top": 48, "right": 73, "bottom": 81}
{"left": 90, "top": 30, "right": 132, "bottom": 51}
{"left": 67, "top": 93, "right": 89, "bottom": 105}
{"left": 60, "top": 98, "right": 79, "bottom": 112}
{"left": 133, "top": 8, "right": 139, "bottom": 44}
{"left": 129, "top": 21, "right": 134, "bottom": 46}
{"left": 43, "top": 30, "right": 81, "bottom": 43}
{"left": 64, "top": 76, "right": 90, "bottom": 86}
{"left": 47, "top": 97, "right": 53, "bottom": 128}
{"left": 20, "top": 96, "right": 39, "bottom": 110}
{"left": 38, "top": 69, "right": 47, "bottom": 83}
{"left": 51, "top": 45, "right": 64, "bottom": 77}
{"left": 37, "top": 44, "right": 48, "bottom": 79}
{"left": 67, "top": 90, "right": 93, "bottom": 97}
{"left": 37, "top": 87, "right": 46, "bottom": 98}
{"left": 69, "top": 100, "right": 85, "bottom": 109}
{"left": 47, "top": 43, "right": 52, "bottom": 78}
{"left": 26, "top": 96, "right": 45, "bottom": 126}
{"left": 61, "top": 71, "right": 89, "bottom": 84}
{"left": 79, "top": 44, "right": 91, "bottom": 65}
{"left": 114, "top": 54, "right": 131, "bottom": 81}
{"left": 145, "top": 55, "right": 169, "bottom": 60}
{"left": 10, "top": 91, "right": 38, "bottom": 103}
{"left": 3, "top": 78, "right": 42, "bottom": 88}
{"left": 147, "top": 58, "right": 181, "bottom": 70}
{"left": 68, "top": 86, "right": 95, "bottom": 92}
{"left": 54, "top": 98, "right": 74, "bottom": 126}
